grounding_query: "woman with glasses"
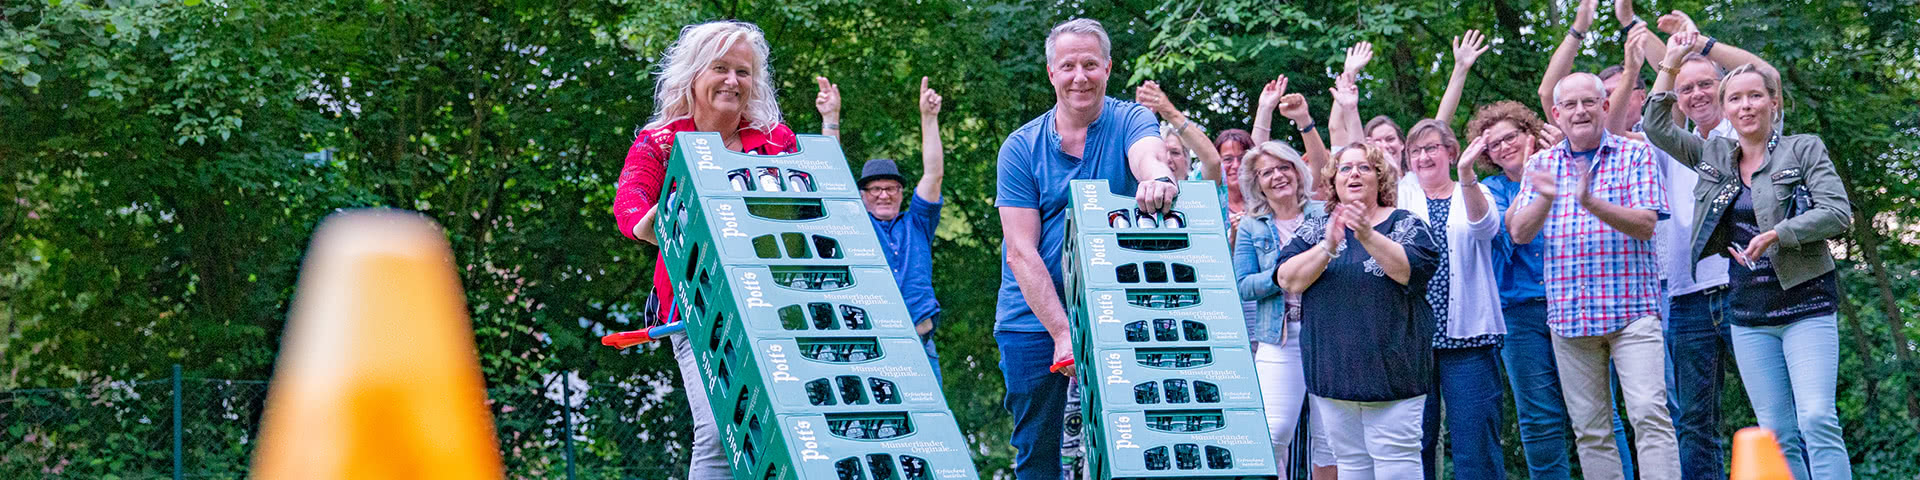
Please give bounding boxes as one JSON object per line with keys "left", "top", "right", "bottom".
{"left": 1272, "top": 143, "right": 1440, "bottom": 479}
{"left": 1233, "top": 139, "right": 1329, "bottom": 478}
{"left": 1399, "top": 115, "right": 1512, "bottom": 478}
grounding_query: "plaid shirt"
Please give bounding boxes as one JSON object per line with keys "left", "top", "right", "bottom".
{"left": 1516, "top": 132, "right": 1669, "bottom": 337}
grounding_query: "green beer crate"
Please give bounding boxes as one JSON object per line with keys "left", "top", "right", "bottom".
{"left": 1064, "top": 179, "right": 1227, "bottom": 236}
{"left": 656, "top": 194, "right": 889, "bottom": 281}
{"left": 1076, "top": 345, "right": 1262, "bottom": 412}
{"left": 1083, "top": 408, "right": 1279, "bottom": 479}
{"left": 1066, "top": 287, "right": 1250, "bottom": 350}
{"left": 721, "top": 410, "right": 981, "bottom": 480}
{"left": 1063, "top": 232, "right": 1236, "bottom": 294}
{"left": 658, "top": 132, "right": 862, "bottom": 202}
{"left": 671, "top": 256, "right": 918, "bottom": 352}
{"left": 697, "top": 333, "right": 946, "bottom": 451}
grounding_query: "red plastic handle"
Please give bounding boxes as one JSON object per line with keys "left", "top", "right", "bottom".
{"left": 1050, "top": 358, "right": 1076, "bottom": 374}
{"left": 601, "top": 330, "right": 652, "bottom": 349}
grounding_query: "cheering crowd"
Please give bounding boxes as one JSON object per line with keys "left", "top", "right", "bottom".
{"left": 612, "top": 0, "right": 1855, "bottom": 478}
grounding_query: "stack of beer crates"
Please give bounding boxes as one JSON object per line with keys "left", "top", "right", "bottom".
{"left": 652, "top": 132, "right": 978, "bottom": 480}
{"left": 1063, "top": 179, "right": 1279, "bottom": 479}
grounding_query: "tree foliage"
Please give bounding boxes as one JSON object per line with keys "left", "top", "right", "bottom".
{"left": 3, "top": 0, "right": 1917, "bottom": 477}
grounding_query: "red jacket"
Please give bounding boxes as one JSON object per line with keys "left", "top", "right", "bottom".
{"left": 615, "top": 118, "right": 796, "bottom": 325}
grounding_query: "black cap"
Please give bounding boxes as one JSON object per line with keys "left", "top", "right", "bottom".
{"left": 858, "top": 158, "right": 907, "bottom": 189}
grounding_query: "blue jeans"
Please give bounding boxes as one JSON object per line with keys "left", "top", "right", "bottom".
{"left": 1437, "top": 346, "right": 1508, "bottom": 480}
{"left": 1667, "top": 288, "right": 1732, "bottom": 480}
{"left": 920, "top": 314, "right": 943, "bottom": 383}
{"left": 1500, "top": 299, "right": 1634, "bottom": 480}
{"left": 1730, "top": 314, "right": 1851, "bottom": 480}
{"left": 996, "top": 330, "right": 1069, "bottom": 480}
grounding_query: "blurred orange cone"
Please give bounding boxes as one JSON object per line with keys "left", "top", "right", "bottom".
{"left": 1731, "top": 426, "right": 1793, "bottom": 480}
{"left": 252, "top": 210, "right": 504, "bottom": 479}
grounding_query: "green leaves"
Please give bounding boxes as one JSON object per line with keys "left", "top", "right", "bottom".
{"left": 3, "top": 0, "right": 1918, "bottom": 477}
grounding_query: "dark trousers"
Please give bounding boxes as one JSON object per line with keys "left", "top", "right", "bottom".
{"left": 1667, "top": 287, "right": 1734, "bottom": 480}
{"left": 996, "top": 330, "right": 1068, "bottom": 480}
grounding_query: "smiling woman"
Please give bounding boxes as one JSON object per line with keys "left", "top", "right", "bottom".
{"left": 1645, "top": 54, "right": 1857, "bottom": 479}
{"left": 1268, "top": 142, "right": 1440, "bottom": 479}
{"left": 610, "top": 19, "right": 798, "bottom": 480}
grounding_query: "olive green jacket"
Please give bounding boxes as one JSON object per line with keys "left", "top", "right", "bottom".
{"left": 1643, "top": 91, "right": 1853, "bottom": 289}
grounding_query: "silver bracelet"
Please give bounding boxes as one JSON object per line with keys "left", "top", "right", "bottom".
{"left": 823, "top": 122, "right": 840, "bottom": 130}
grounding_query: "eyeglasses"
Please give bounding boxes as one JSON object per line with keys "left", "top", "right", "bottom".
{"left": 1556, "top": 97, "right": 1602, "bottom": 111}
{"left": 862, "top": 185, "right": 903, "bottom": 195}
{"left": 1408, "top": 143, "right": 1448, "bottom": 159}
{"left": 1675, "top": 79, "right": 1718, "bottom": 97}
{"left": 1490, "top": 131, "right": 1526, "bottom": 148}
{"left": 1254, "top": 165, "right": 1293, "bottom": 178}
{"left": 1336, "top": 162, "right": 1376, "bottom": 174}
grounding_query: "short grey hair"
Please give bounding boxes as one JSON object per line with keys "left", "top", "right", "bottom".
{"left": 1045, "top": 19, "right": 1111, "bottom": 64}
{"left": 1239, "top": 141, "right": 1313, "bottom": 217}
{"left": 1552, "top": 72, "right": 1607, "bottom": 105}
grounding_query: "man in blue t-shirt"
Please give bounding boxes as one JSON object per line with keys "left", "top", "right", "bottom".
{"left": 858, "top": 79, "right": 949, "bottom": 382}
{"left": 994, "top": 18, "right": 1179, "bottom": 480}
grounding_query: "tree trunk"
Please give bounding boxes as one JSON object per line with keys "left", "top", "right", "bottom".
{"left": 1852, "top": 214, "right": 1920, "bottom": 420}
{"left": 1855, "top": 216, "right": 1914, "bottom": 364}
{"left": 1835, "top": 240, "right": 1879, "bottom": 419}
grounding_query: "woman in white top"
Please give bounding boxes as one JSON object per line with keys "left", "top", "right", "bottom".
{"left": 1397, "top": 118, "right": 1509, "bottom": 478}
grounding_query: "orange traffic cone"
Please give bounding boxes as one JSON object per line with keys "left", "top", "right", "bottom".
{"left": 1731, "top": 426, "right": 1794, "bottom": 480}
{"left": 251, "top": 210, "right": 505, "bottom": 479}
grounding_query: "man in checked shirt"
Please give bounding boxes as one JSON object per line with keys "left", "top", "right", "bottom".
{"left": 1507, "top": 72, "right": 1680, "bottom": 480}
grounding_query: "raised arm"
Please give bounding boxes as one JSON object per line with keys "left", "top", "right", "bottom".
{"left": 1607, "top": 26, "right": 1653, "bottom": 141}
{"left": 1645, "top": 32, "right": 1706, "bottom": 165}
{"left": 1251, "top": 75, "right": 1288, "bottom": 145}
{"left": 1138, "top": 80, "right": 1222, "bottom": 182}
{"left": 1616, "top": 0, "right": 1638, "bottom": 27}
{"left": 1277, "top": 93, "right": 1329, "bottom": 177}
{"left": 1436, "top": 30, "right": 1490, "bottom": 126}
{"left": 914, "top": 77, "right": 945, "bottom": 202}
{"left": 815, "top": 76, "right": 842, "bottom": 141}
{"left": 1539, "top": 0, "right": 1599, "bottom": 114}
{"left": 1658, "top": 10, "right": 1779, "bottom": 82}
{"left": 1328, "top": 72, "right": 1362, "bottom": 147}
{"left": 1329, "top": 42, "right": 1372, "bottom": 145}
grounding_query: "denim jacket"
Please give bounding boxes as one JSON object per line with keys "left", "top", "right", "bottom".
{"left": 1644, "top": 91, "right": 1853, "bottom": 288}
{"left": 1233, "top": 201, "right": 1328, "bottom": 345}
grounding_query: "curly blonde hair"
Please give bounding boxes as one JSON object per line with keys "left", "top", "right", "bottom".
{"left": 1322, "top": 142, "right": 1398, "bottom": 212}
{"left": 643, "top": 21, "right": 783, "bottom": 133}
{"left": 1466, "top": 101, "right": 1545, "bottom": 172}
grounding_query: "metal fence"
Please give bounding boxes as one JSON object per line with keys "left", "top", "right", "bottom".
{"left": 0, "top": 366, "right": 700, "bottom": 479}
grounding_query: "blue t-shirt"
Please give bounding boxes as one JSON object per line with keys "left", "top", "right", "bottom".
{"left": 1486, "top": 174, "right": 1547, "bottom": 307}
{"left": 994, "top": 97, "right": 1159, "bottom": 332}
{"left": 872, "top": 193, "right": 943, "bottom": 323}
